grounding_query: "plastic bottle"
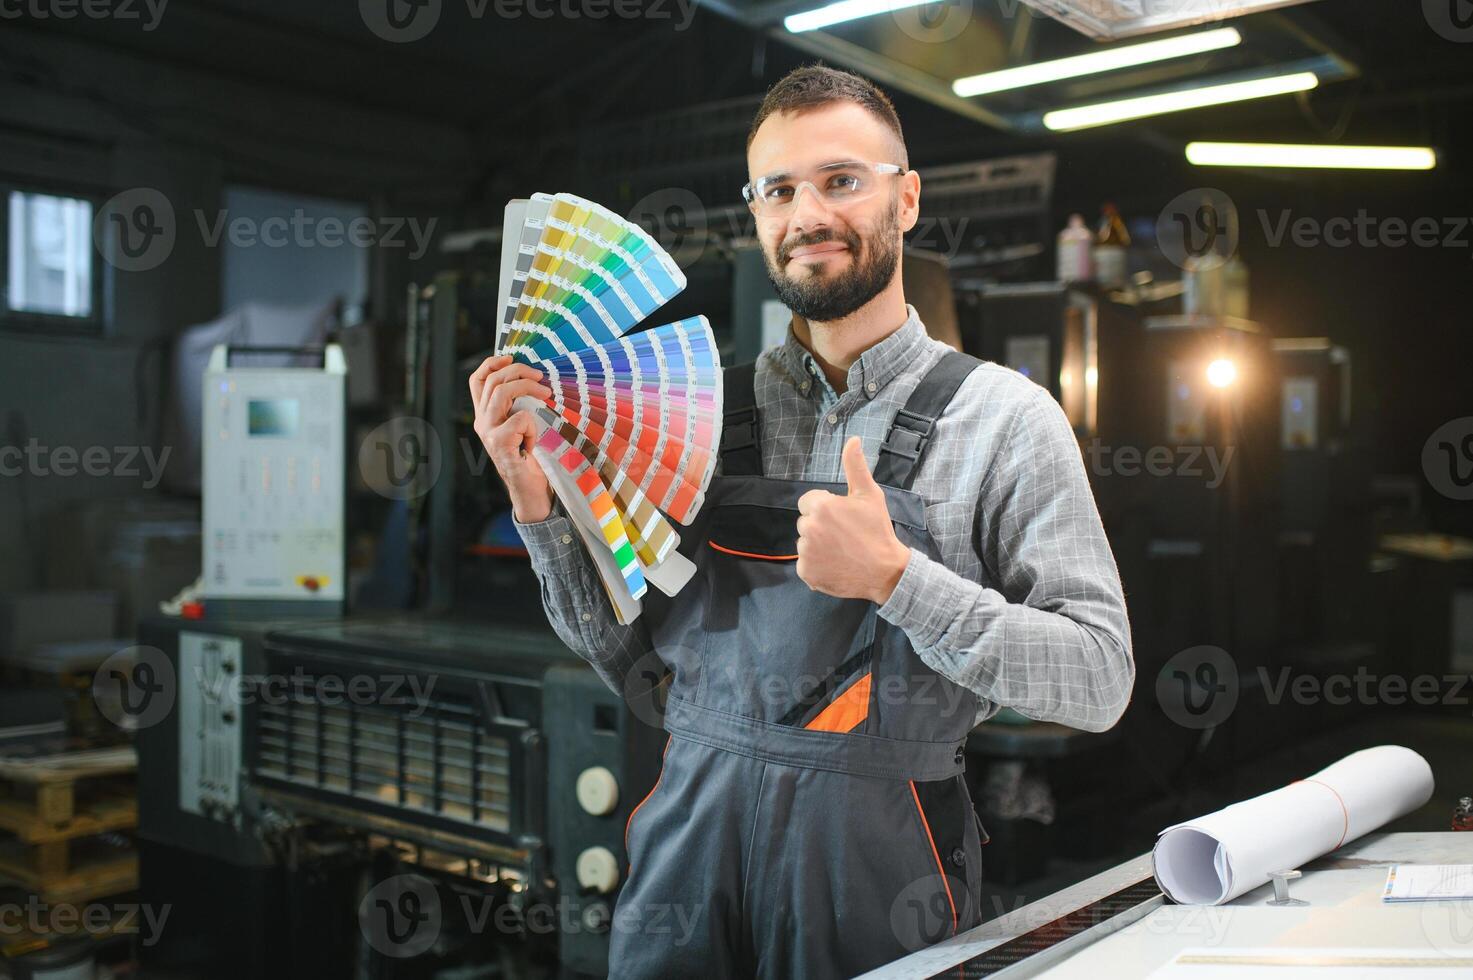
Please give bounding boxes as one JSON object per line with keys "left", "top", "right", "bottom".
{"left": 1184, "top": 255, "right": 1225, "bottom": 316}
{"left": 1057, "top": 214, "right": 1094, "bottom": 283}
{"left": 1093, "top": 203, "right": 1131, "bottom": 288}
{"left": 1223, "top": 254, "right": 1250, "bottom": 319}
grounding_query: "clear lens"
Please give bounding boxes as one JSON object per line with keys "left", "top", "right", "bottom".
{"left": 745, "top": 162, "right": 901, "bottom": 214}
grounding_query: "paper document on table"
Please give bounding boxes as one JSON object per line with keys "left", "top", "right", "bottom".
{"left": 1383, "top": 864, "right": 1473, "bottom": 902}
{"left": 1151, "top": 746, "right": 1434, "bottom": 906}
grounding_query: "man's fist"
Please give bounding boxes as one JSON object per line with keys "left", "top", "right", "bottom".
{"left": 795, "top": 437, "right": 912, "bottom": 604}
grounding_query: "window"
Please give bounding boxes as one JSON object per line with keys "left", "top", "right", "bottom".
{"left": 3, "top": 189, "right": 101, "bottom": 331}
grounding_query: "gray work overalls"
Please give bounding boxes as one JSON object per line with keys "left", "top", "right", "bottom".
{"left": 611, "top": 352, "right": 990, "bottom": 979}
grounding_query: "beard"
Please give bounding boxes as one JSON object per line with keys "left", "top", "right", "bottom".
{"left": 763, "top": 198, "right": 901, "bottom": 323}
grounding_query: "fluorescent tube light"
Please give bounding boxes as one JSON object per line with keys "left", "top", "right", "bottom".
{"left": 953, "top": 27, "right": 1242, "bottom": 98}
{"left": 784, "top": 0, "right": 935, "bottom": 33}
{"left": 1043, "top": 71, "right": 1319, "bottom": 131}
{"left": 1186, "top": 142, "right": 1437, "bottom": 170}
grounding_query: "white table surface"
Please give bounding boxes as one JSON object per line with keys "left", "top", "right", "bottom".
{"left": 860, "top": 833, "right": 1473, "bottom": 979}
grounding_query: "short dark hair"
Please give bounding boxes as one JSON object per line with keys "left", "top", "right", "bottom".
{"left": 747, "top": 64, "right": 908, "bottom": 168}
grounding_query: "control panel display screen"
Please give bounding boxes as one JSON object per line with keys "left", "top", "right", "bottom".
{"left": 248, "top": 399, "right": 300, "bottom": 437}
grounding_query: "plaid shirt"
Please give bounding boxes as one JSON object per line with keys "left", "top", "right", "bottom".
{"left": 515, "top": 306, "right": 1134, "bottom": 731}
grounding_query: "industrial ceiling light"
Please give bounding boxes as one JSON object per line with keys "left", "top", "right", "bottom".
{"left": 953, "top": 27, "right": 1242, "bottom": 98}
{"left": 1014, "top": 0, "right": 1320, "bottom": 40}
{"left": 1206, "top": 358, "right": 1238, "bottom": 388}
{"left": 1186, "top": 142, "right": 1438, "bottom": 170}
{"left": 1042, "top": 71, "right": 1318, "bottom": 131}
{"left": 784, "top": 0, "right": 935, "bottom": 33}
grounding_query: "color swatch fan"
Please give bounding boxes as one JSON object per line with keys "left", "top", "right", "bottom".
{"left": 496, "top": 192, "right": 723, "bottom": 624}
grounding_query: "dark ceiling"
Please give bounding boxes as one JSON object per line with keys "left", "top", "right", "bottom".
{"left": 7, "top": 0, "right": 1473, "bottom": 185}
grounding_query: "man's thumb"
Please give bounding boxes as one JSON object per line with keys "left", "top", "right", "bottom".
{"left": 841, "top": 437, "right": 878, "bottom": 496}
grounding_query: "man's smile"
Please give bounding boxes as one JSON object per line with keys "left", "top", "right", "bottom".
{"left": 786, "top": 241, "right": 849, "bottom": 263}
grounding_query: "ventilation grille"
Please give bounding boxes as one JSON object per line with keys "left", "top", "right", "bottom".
{"left": 918, "top": 154, "right": 1056, "bottom": 221}
{"left": 1016, "top": 0, "right": 1315, "bottom": 39}
{"left": 254, "top": 677, "right": 512, "bottom": 833}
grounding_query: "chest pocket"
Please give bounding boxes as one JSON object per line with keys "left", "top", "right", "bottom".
{"left": 690, "top": 352, "right": 982, "bottom": 725}
{"left": 708, "top": 503, "right": 799, "bottom": 561}
{"left": 696, "top": 486, "right": 879, "bottom": 724}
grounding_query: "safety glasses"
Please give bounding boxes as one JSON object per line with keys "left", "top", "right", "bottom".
{"left": 741, "top": 160, "right": 905, "bottom": 216}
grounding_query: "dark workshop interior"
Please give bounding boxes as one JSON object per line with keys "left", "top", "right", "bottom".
{"left": 1, "top": 0, "right": 1471, "bottom": 977}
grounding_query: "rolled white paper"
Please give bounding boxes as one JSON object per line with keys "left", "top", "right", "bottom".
{"left": 1152, "top": 745, "right": 1435, "bottom": 905}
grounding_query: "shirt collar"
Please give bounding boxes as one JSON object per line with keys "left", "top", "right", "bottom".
{"left": 779, "top": 305, "right": 929, "bottom": 401}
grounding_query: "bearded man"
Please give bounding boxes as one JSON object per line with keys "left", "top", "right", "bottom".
{"left": 471, "top": 64, "right": 1135, "bottom": 979}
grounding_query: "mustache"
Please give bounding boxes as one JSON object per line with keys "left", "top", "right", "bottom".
{"left": 779, "top": 228, "right": 861, "bottom": 264}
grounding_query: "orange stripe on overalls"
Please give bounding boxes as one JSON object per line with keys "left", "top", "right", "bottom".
{"left": 804, "top": 672, "right": 873, "bottom": 733}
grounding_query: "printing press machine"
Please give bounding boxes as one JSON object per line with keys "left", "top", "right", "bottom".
{"left": 131, "top": 606, "right": 1472, "bottom": 979}
{"left": 133, "top": 614, "right": 666, "bottom": 979}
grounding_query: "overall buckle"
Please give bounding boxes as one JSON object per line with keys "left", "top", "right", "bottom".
{"left": 721, "top": 407, "right": 759, "bottom": 455}
{"left": 881, "top": 409, "right": 934, "bottom": 462}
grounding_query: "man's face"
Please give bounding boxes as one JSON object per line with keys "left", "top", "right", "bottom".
{"left": 746, "top": 102, "right": 920, "bottom": 323}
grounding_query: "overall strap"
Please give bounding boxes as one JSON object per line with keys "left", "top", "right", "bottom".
{"left": 873, "top": 350, "right": 981, "bottom": 490}
{"left": 719, "top": 361, "right": 763, "bottom": 477}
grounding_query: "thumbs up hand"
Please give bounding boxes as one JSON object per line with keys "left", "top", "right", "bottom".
{"left": 795, "top": 437, "right": 913, "bottom": 604}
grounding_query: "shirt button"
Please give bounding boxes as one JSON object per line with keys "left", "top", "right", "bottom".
{"left": 560, "top": 533, "right": 573, "bottom": 545}
{"left": 581, "top": 612, "right": 592, "bottom": 622}
{"left": 800, "top": 381, "right": 811, "bottom": 394}
{"left": 827, "top": 413, "right": 839, "bottom": 425}
{"left": 865, "top": 381, "right": 877, "bottom": 394}
{"left": 950, "top": 847, "right": 966, "bottom": 867}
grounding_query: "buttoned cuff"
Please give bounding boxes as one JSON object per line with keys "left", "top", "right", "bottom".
{"left": 513, "top": 505, "right": 583, "bottom": 575}
{"left": 877, "top": 547, "right": 966, "bottom": 650}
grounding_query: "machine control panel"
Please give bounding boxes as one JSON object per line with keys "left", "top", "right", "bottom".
{"left": 202, "top": 344, "right": 346, "bottom": 602}
{"left": 178, "top": 631, "right": 243, "bottom": 822}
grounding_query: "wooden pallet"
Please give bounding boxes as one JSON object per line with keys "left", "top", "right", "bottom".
{"left": 0, "top": 745, "right": 136, "bottom": 781}
{"left": 0, "top": 894, "right": 138, "bottom": 960}
{"left": 0, "top": 840, "right": 138, "bottom": 906}
{"left": 0, "top": 745, "right": 139, "bottom": 905}
{"left": 0, "top": 789, "right": 135, "bottom": 841}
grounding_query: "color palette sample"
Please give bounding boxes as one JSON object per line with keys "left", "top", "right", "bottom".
{"left": 496, "top": 192, "right": 722, "bottom": 623}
